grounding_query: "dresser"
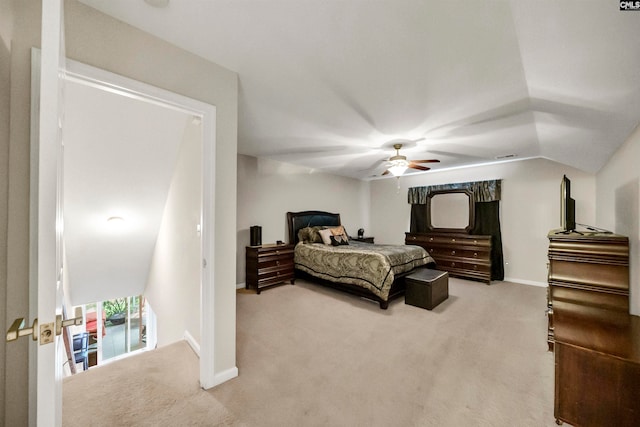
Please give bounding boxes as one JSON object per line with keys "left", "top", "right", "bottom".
{"left": 405, "top": 232, "right": 492, "bottom": 284}
{"left": 246, "top": 243, "right": 295, "bottom": 294}
{"left": 546, "top": 231, "right": 629, "bottom": 350}
{"left": 547, "top": 231, "right": 638, "bottom": 426}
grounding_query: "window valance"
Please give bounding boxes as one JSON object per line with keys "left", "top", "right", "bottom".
{"left": 408, "top": 179, "right": 502, "bottom": 204}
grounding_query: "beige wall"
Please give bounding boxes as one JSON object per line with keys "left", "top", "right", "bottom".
{"left": 3, "top": 0, "right": 42, "bottom": 424}
{"left": 369, "top": 158, "right": 596, "bottom": 286}
{"left": 236, "top": 154, "right": 370, "bottom": 284}
{"left": 596, "top": 125, "right": 640, "bottom": 315}
{"left": 0, "top": 0, "right": 14, "bottom": 421}
{"left": 145, "top": 120, "right": 202, "bottom": 346}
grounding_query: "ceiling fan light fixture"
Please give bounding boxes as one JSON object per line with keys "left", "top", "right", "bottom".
{"left": 388, "top": 159, "right": 409, "bottom": 177}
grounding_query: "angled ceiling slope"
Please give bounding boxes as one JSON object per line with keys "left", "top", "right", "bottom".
{"left": 64, "top": 79, "right": 192, "bottom": 304}
{"left": 79, "top": 0, "right": 640, "bottom": 179}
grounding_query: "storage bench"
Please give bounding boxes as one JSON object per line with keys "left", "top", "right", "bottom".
{"left": 405, "top": 268, "right": 449, "bottom": 310}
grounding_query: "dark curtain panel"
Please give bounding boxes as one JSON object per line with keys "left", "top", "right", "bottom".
{"left": 410, "top": 204, "right": 429, "bottom": 233}
{"left": 471, "top": 201, "right": 504, "bottom": 280}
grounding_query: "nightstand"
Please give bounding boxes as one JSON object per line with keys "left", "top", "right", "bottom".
{"left": 352, "top": 237, "right": 374, "bottom": 243}
{"left": 246, "top": 243, "right": 295, "bottom": 294}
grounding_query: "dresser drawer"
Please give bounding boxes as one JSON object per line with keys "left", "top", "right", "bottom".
{"left": 407, "top": 233, "right": 490, "bottom": 248}
{"left": 438, "top": 258, "right": 490, "bottom": 274}
{"left": 425, "top": 246, "right": 489, "bottom": 260}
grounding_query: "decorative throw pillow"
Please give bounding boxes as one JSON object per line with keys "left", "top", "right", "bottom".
{"left": 329, "top": 226, "right": 349, "bottom": 246}
{"left": 297, "top": 228, "right": 310, "bottom": 243}
{"left": 298, "top": 226, "right": 325, "bottom": 243}
{"left": 330, "top": 235, "right": 349, "bottom": 246}
{"left": 318, "top": 228, "right": 334, "bottom": 245}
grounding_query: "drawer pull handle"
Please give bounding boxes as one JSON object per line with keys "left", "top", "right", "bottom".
{"left": 474, "top": 240, "right": 477, "bottom": 244}
{"left": 429, "top": 237, "right": 433, "bottom": 241}
{"left": 276, "top": 251, "right": 280, "bottom": 255}
{"left": 474, "top": 252, "right": 478, "bottom": 257}
{"left": 277, "top": 272, "right": 280, "bottom": 276}
{"left": 276, "top": 261, "right": 280, "bottom": 266}
{"left": 451, "top": 250, "right": 455, "bottom": 255}
{"left": 473, "top": 265, "right": 478, "bottom": 270}
{"left": 452, "top": 238, "right": 456, "bottom": 242}
{"left": 451, "top": 262, "right": 456, "bottom": 267}
{"left": 412, "top": 236, "right": 416, "bottom": 240}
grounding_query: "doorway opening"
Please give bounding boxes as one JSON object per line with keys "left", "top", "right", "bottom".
{"left": 56, "top": 55, "right": 215, "bottom": 388}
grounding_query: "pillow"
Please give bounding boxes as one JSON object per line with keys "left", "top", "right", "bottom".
{"left": 329, "top": 226, "right": 349, "bottom": 246}
{"left": 330, "top": 235, "right": 349, "bottom": 246}
{"left": 318, "top": 228, "right": 334, "bottom": 245}
{"left": 297, "top": 226, "right": 324, "bottom": 243}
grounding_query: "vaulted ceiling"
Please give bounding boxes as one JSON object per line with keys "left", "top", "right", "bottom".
{"left": 80, "top": 0, "right": 640, "bottom": 179}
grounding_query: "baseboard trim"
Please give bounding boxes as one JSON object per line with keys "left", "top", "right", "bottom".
{"left": 504, "top": 277, "right": 547, "bottom": 287}
{"left": 183, "top": 330, "right": 200, "bottom": 356}
{"left": 236, "top": 282, "right": 246, "bottom": 289}
{"left": 211, "top": 366, "right": 239, "bottom": 388}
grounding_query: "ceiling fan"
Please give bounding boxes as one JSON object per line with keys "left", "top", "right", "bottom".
{"left": 381, "top": 144, "right": 440, "bottom": 176}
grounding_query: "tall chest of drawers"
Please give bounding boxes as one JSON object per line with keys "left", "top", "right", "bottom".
{"left": 405, "top": 232, "right": 492, "bottom": 284}
{"left": 546, "top": 231, "right": 629, "bottom": 350}
{"left": 246, "top": 243, "right": 295, "bottom": 294}
{"left": 546, "top": 231, "right": 636, "bottom": 426}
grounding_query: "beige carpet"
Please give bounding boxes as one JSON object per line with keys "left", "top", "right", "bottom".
{"left": 62, "top": 341, "right": 239, "bottom": 426}
{"left": 64, "top": 277, "right": 556, "bottom": 426}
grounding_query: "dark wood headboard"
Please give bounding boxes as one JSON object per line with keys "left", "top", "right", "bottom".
{"left": 286, "top": 211, "right": 341, "bottom": 245}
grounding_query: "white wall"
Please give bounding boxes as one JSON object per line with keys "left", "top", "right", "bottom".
{"left": 236, "top": 154, "right": 370, "bottom": 284}
{"left": 369, "top": 158, "right": 596, "bottom": 286}
{"left": 145, "top": 120, "right": 202, "bottom": 346}
{"left": 596, "top": 125, "right": 640, "bottom": 315}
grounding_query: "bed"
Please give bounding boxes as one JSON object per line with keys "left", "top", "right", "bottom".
{"left": 287, "top": 210, "right": 434, "bottom": 309}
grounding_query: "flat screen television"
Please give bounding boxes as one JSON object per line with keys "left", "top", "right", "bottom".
{"left": 560, "top": 175, "right": 576, "bottom": 232}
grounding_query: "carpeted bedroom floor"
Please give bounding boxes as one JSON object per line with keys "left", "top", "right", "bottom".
{"left": 63, "top": 277, "right": 557, "bottom": 426}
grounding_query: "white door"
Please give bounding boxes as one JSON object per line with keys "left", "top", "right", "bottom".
{"left": 35, "top": 0, "right": 66, "bottom": 425}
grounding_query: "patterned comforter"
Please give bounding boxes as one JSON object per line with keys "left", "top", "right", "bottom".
{"left": 294, "top": 241, "right": 433, "bottom": 301}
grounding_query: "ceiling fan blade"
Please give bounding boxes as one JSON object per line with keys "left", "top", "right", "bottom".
{"left": 409, "top": 159, "right": 440, "bottom": 164}
{"left": 381, "top": 170, "right": 390, "bottom": 176}
{"left": 408, "top": 164, "right": 431, "bottom": 171}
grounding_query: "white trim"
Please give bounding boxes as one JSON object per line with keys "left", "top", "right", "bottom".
{"left": 503, "top": 277, "right": 548, "bottom": 287}
{"left": 212, "top": 367, "right": 239, "bottom": 387}
{"left": 236, "top": 282, "right": 246, "bottom": 290}
{"left": 63, "top": 58, "right": 219, "bottom": 389}
{"left": 183, "top": 331, "right": 200, "bottom": 356}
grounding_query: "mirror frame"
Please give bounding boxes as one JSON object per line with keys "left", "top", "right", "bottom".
{"left": 426, "top": 189, "right": 475, "bottom": 233}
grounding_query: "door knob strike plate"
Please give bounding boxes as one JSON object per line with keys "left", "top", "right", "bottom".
{"left": 40, "top": 322, "right": 55, "bottom": 345}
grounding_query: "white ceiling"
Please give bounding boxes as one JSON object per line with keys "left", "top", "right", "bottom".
{"left": 78, "top": 0, "right": 640, "bottom": 179}
{"left": 64, "top": 79, "right": 191, "bottom": 303}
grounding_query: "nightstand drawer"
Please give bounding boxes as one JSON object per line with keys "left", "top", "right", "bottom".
{"left": 246, "top": 244, "right": 296, "bottom": 293}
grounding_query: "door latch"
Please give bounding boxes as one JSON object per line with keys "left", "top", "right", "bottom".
{"left": 55, "top": 307, "right": 84, "bottom": 336}
{"left": 6, "top": 308, "right": 84, "bottom": 345}
{"left": 6, "top": 318, "right": 39, "bottom": 342}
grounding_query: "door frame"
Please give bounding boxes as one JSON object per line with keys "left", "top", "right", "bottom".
{"left": 61, "top": 58, "right": 218, "bottom": 388}
{"left": 29, "top": 54, "right": 218, "bottom": 422}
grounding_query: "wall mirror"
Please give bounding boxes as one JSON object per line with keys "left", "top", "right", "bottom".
{"left": 427, "top": 189, "right": 475, "bottom": 233}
